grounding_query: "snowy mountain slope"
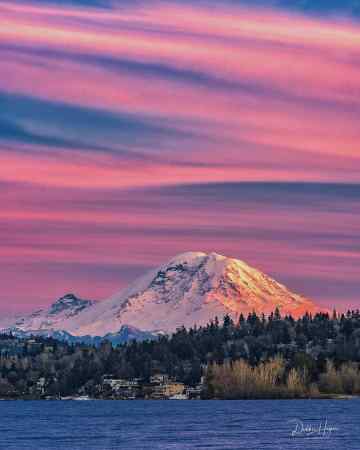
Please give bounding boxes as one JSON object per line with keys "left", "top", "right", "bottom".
{"left": 0, "top": 252, "right": 324, "bottom": 337}
{"left": 58, "top": 252, "right": 323, "bottom": 336}
{"left": 2, "top": 294, "right": 96, "bottom": 333}
{"left": 0, "top": 313, "right": 23, "bottom": 331}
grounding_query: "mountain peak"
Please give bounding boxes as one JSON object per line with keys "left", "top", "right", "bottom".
{"left": 166, "top": 251, "right": 207, "bottom": 265}
{"left": 55, "top": 293, "right": 81, "bottom": 304}
{"left": 166, "top": 251, "right": 249, "bottom": 269}
{"left": 167, "top": 251, "right": 226, "bottom": 263}
{"left": 49, "top": 293, "right": 93, "bottom": 315}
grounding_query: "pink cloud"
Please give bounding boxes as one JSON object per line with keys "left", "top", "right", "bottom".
{"left": 0, "top": 1, "right": 359, "bottom": 311}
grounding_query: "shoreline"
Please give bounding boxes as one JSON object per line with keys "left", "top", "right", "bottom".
{"left": 1, "top": 395, "right": 359, "bottom": 401}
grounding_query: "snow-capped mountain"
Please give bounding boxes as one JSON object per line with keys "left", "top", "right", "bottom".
{"left": 0, "top": 252, "right": 324, "bottom": 338}
{"left": 2, "top": 293, "right": 96, "bottom": 333}
{"left": 3, "top": 325, "right": 156, "bottom": 347}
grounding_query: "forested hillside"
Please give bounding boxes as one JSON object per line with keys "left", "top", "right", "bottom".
{"left": 1, "top": 309, "right": 360, "bottom": 398}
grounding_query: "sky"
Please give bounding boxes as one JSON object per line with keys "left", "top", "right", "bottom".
{"left": 0, "top": 0, "right": 359, "bottom": 314}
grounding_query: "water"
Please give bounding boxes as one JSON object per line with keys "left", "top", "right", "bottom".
{"left": 0, "top": 400, "right": 359, "bottom": 450}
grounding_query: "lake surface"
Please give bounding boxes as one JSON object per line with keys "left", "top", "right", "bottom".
{"left": 0, "top": 400, "right": 359, "bottom": 450}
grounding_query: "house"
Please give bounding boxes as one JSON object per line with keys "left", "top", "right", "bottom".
{"left": 150, "top": 374, "right": 169, "bottom": 385}
{"left": 36, "top": 377, "right": 47, "bottom": 395}
{"left": 102, "top": 378, "right": 140, "bottom": 399}
{"left": 186, "top": 385, "right": 203, "bottom": 399}
{"left": 151, "top": 382, "right": 185, "bottom": 399}
{"left": 103, "top": 378, "right": 139, "bottom": 390}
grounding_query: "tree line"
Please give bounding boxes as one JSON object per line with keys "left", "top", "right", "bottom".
{"left": 1, "top": 308, "right": 360, "bottom": 398}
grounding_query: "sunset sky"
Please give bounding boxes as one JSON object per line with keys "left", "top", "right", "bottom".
{"left": 1, "top": 0, "right": 359, "bottom": 314}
